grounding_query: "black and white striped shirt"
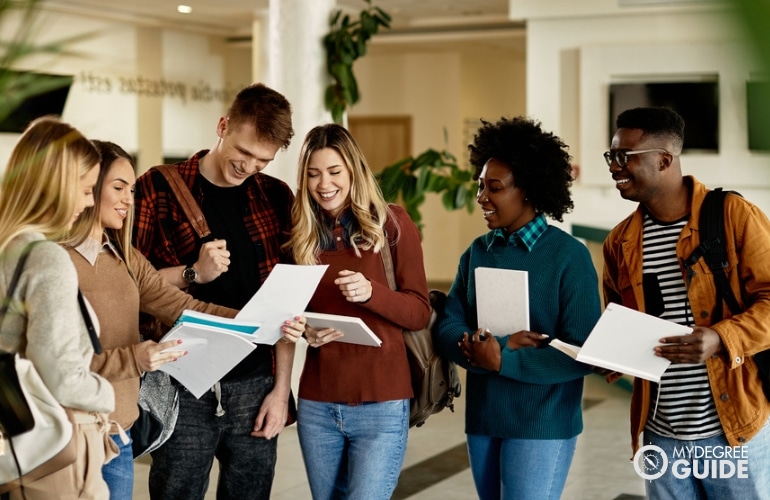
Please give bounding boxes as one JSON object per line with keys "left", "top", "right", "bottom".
{"left": 641, "top": 213, "right": 722, "bottom": 439}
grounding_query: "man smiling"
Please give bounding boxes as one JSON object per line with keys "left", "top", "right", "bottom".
{"left": 133, "top": 83, "right": 296, "bottom": 500}
{"left": 602, "top": 106, "right": 770, "bottom": 499}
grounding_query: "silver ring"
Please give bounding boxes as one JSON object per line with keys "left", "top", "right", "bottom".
{"left": 353, "top": 288, "right": 357, "bottom": 296}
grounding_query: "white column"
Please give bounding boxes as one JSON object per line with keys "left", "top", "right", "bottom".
{"left": 267, "top": 0, "right": 334, "bottom": 190}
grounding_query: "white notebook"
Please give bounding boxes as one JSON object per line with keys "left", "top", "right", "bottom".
{"left": 549, "top": 302, "right": 691, "bottom": 383}
{"left": 475, "top": 267, "right": 529, "bottom": 335}
{"left": 304, "top": 312, "right": 382, "bottom": 347}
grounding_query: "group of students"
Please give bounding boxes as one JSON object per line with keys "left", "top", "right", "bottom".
{"left": 1, "top": 81, "right": 768, "bottom": 500}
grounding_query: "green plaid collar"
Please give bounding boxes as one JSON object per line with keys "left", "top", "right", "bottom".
{"left": 487, "top": 213, "right": 547, "bottom": 251}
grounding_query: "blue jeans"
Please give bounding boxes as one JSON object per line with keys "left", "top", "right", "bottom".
{"left": 102, "top": 433, "right": 133, "bottom": 500}
{"left": 297, "top": 398, "right": 409, "bottom": 500}
{"left": 466, "top": 433, "right": 577, "bottom": 500}
{"left": 148, "top": 374, "right": 277, "bottom": 500}
{"left": 643, "top": 418, "right": 770, "bottom": 500}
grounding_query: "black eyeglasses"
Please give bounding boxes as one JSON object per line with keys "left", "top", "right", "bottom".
{"left": 603, "top": 149, "right": 672, "bottom": 168}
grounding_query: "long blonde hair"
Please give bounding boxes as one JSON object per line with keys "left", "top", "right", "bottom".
{"left": 65, "top": 140, "right": 135, "bottom": 271}
{"left": 287, "top": 124, "right": 394, "bottom": 265}
{"left": 0, "top": 116, "right": 100, "bottom": 254}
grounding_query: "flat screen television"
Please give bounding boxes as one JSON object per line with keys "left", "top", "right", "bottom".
{"left": 0, "top": 71, "right": 73, "bottom": 133}
{"left": 608, "top": 81, "right": 719, "bottom": 152}
{"left": 746, "top": 80, "right": 770, "bottom": 152}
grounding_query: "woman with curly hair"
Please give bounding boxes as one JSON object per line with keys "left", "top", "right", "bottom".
{"left": 435, "top": 116, "right": 601, "bottom": 500}
{"left": 286, "top": 123, "right": 430, "bottom": 499}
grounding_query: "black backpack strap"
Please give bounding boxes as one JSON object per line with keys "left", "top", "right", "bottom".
{"left": 684, "top": 188, "right": 743, "bottom": 322}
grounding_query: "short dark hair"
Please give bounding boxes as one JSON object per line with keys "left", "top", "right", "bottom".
{"left": 616, "top": 106, "right": 685, "bottom": 151}
{"left": 227, "top": 83, "right": 294, "bottom": 149}
{"left": 468, "top": 116, "right": 574, "bottom": 222}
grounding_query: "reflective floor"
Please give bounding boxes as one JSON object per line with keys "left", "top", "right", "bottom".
{"left": 134, "top": 352, "right": 647, "bottom": 499}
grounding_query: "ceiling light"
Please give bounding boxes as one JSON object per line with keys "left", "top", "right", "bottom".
{"left": 177, "top": 5, "right": 192, "bottom": 14}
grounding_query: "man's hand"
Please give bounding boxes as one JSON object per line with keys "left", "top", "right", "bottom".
{"left": 195, "top": 239, "right": 230, "bottom": 284}
{"left": 250, "top": 389, "right": 288, "bottom": 440}
{"left": 654, "top": 326, "right": 723, "bottom": 364}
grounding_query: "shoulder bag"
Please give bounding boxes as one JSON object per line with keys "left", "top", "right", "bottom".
{"left": 379, "top": 239, "right": 461, "bottom": 427}
{"left": 0, "top": 241, "right": 77, "bottom": 494}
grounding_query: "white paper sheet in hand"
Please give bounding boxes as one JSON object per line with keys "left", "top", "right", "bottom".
{"left": 159, "top": 323, "right": 256, "bottom": 398}
{"left": 235, "top": 264, "right": 328, "bottom": 344}
{"left": 475, "top": 267, "right": 529, "bottom": 335}
{"left": 576, "top": 302, "right": 692, "bottom": 383}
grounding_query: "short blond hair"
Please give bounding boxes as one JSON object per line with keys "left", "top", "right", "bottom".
{"left": 0, "top": 116, "right": 99, "bottom": 253}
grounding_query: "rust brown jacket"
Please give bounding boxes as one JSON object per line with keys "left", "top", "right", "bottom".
{"left": 603, "top": 176, "right": 770, "bottom": 454}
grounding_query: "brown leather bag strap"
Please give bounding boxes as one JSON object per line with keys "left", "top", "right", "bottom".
{"left": 156, "top": 165, "right": 211, "bottom": 239}
{"left": 380, "top": 234, "right": 397, "bottom": 291}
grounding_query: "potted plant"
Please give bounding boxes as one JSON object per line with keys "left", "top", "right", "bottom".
{"left": 376, "top": 144, "right": 477, "bottom": 231}
{"left": 323, "top": 0, "right": 390, "bottom": 124}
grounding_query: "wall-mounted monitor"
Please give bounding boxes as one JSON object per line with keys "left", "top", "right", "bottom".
{"left": 746, "top": 80, "right": 770, "bottom": 152}
{"left": 0, "top": 71, "right": 73, "bottom": 133}
{"left": 608, "top": 80, "right": 719, "bottom": 152}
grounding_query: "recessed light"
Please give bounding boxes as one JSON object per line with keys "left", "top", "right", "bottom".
{"left": 177, "top": 5, "right": 192, "bottom": 14}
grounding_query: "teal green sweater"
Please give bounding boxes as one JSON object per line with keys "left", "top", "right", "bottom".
{"left": 436, "top": 225, "right": 601, "bottom": 439}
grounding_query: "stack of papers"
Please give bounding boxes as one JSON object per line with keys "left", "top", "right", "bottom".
{"left": 157, "top": 264, "right": 328, "bottom": 398}
{"left": 159, "top": 315, "right": 257, "bottom": 398}
{"left": 549, "top": 303, "right": 692, "bottom": 383}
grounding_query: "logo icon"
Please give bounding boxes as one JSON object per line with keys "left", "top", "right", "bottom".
{"left": 633, "top": 444, "right": 668, "bottom": 480}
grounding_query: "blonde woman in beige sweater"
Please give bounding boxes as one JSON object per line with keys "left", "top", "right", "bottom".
{"left": 62, "top": 141, "right": 291, "bottom": 500}
{"left": 0, "top": 117, "right": 115, "bottom": 499}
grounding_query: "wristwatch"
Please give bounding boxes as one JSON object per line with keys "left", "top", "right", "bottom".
{"left": 182, "top": 266, "right": 198, "bottom": 285}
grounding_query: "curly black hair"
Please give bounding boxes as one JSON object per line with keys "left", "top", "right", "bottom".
{"left": 468, "top": 116, "right": 574, "bottom": 222}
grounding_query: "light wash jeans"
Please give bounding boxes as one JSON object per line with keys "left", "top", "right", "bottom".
{"left": 643, "top": 417, "right": 770, "bottom": 500}
{"left": 297, "top": 398, "right": 409, "bottom": 500}
{"left": 466, "top": 433, "right": 577, "bottom": 500}
{"left": 102, "top": 433, "right": 133, "bottom": 500}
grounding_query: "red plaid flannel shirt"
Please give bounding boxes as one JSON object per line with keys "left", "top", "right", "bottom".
{"left": 133, "top": 150, "right": 294, "bottom": 282}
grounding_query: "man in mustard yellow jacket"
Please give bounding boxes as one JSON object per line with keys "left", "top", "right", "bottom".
{"left": 602, "top": 106, "right": 770, "bottom": 499}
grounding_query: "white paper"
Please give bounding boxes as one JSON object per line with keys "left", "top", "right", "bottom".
{"left": 574, "top": 303, "right": 692, "bottom": 382}
{"left": 235, "top": 264, "right": 328, "bottom": 344}
{"left": 304, "top": 311, "right": 382, "bottom": 347}
{"left": 159, "top": 322, "right": 256, "bottom": 398}
{"left": 475, "top": 267, "right": 529, "bottom": 335}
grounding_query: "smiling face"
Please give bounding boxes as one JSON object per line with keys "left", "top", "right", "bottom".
{"left": 307, "top": 147, "right": 351, "bottom": 217}
{"left": 72, "top": 164, "right": 100, "bottom": 230}
{"left": 609, "top": 128, "right": 670, "bottom": 204}
{"left": 209, "top": 117, "right": 281, "bottom": 187}
{"left": 96, "top": 158, "right": 136, "bottom": 238}
{"left": 476, "top": 158, "right": 535, "bottom": 233}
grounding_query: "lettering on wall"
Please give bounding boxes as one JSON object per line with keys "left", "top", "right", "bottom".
{"left": 77, "top": 71, "right": 244, "bottom": 104}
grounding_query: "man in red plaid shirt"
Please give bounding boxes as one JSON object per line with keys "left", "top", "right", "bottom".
{"left": 133, "top": 83, "right": 296, "bottom": 500}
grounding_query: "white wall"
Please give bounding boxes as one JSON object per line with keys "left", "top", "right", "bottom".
{"left": 352, "top": 41, "right": 526, "bottom": 282}
{"left": 0, "top": 9, "right": 249, "bottom": 174}
{"left": 513, "top": 1, "right": 770, "bottom": 227}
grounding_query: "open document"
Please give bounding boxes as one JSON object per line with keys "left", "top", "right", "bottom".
{"left": 159, "top": 322, "right": 256, "bottom": 398}
{"left": 475, "top": 267, "right": 529, "bottom": 335}
{"left": 549, "top": 302, "right": 692, "bottom": 383}
{"left": 304, "top": 312, "right": 382, "bottom": 347}
{"left": 235, "top": 264, "right": 328, "bottom": 344}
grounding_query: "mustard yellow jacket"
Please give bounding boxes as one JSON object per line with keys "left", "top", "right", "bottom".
{"left": 602, "top": 176, "right": 770, "bottom": 454}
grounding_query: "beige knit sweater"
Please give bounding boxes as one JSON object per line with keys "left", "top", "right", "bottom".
{"left": 0, "top": 232, "right": 114, "bottom": 413}
{"left": 67, "top": 239, "right": 236, "bottom": 431}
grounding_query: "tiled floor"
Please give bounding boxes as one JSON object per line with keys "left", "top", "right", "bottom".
{"left": 134, "top": 352, "right": 647, "bottom": 499}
